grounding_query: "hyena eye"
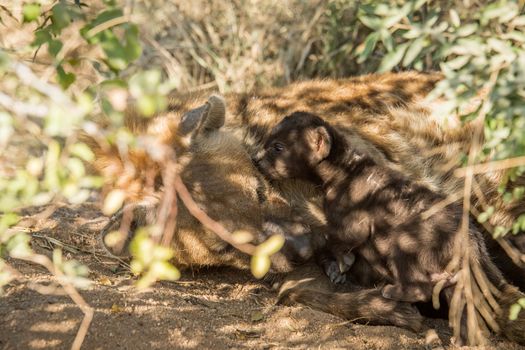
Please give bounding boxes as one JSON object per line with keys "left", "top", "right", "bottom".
{"left": 273, "top": 143, "right": 285, "bottom": 153}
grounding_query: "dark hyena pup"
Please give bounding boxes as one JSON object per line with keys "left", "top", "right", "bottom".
{"left": 257, "top": 112, "right": 484, "bottom": 304}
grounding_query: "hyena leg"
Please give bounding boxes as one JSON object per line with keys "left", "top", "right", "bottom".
{"left": 381, "top": 282, "right": 432, "bottom": 303}
{"left": 381, "top": 253, "right": 433, "bottom": 303}
{"left": 277, "top": 262, "right": 423, "bottom": 332}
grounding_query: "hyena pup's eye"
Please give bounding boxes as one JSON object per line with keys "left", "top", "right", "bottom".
{"left": 273, "top": 143, "right": 285, "bottom": 153}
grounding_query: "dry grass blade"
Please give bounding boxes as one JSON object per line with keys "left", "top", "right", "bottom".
{"left": 173, "top": 174, "right": 256, "bottom": 256}
{"left": 446, "top": 68, "right": 503, "bottom": 346}
{"left": 86, "top": 15, "right": 130, "bottom": 38}
{"left": 421, "top": 190, "right": 463, "bottom": 220}
{"left": 454, "top": 156, "right": 525, "bottom": 178}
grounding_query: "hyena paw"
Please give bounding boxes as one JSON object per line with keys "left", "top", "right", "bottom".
{"left": 382, "top": 283, "right": 429, "bottom": 303}
{"left": 337, "top": 253, "right": 355, "bottom": 273}
{"left": 324, "top": 260, "right": 347, "bottom": 284}
{"left": 322, "top": 252, "right": 356, "bottom": 284}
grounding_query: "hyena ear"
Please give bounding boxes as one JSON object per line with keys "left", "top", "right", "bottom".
{"left": 307, "top": 126, "right": 331, "bottom": 163}
{"left": 179, "top": 94, "right": 226, "bottom": 137}
{"left": 199, "top": 95, "right": 226, "bottom": 133}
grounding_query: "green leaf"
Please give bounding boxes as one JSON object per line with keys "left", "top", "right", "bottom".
{"left": 32, "top": 29, "right": 52, "bottom": 47}
{"left": 70, "top": 143, "right": 95, "bottom": 162}
{"left": 255, "top": 234, "right": 285, "bottom": 256}
{"left": 67, "top": 157, "right": 85, "bottom": 179}
{"left": 251, "top": 311, "right": 264, "bottom": 322}
{"left": 403, "top": 37, "right": 425, "bottom": 67}
{"left": 0, "top": 213, "right": 19, "bottom": 233}
{"left": 518, "top": 298, "right": 525, "bottom": 308}
{"left": 231, "top": 230, "right": 254, "bottom": 244}
{"left": 509, "top": 303, "right": 522, "bottom": 321}
{"left": 251, "top": 254, "right": 271, "bottom": 279}
{"left": 380, "top": 29, "right": 394, "bottom": 52}
{"left": 383, "top": 9, "right": 408, "bottom": 28}
{"left": 137, "top": 95, "right": 157, "bottom": 117}
{"left": 150, "top": 260, "right": 180, "bottom": 281}
{"left": 7, "top": 233, "right": 32, "bottom": 258}
{"left": 103, "top": 189, "right": 126, "bottom": 215}
{"left": 51, "top": 3, "right": 71, "bottom": 32}
{"left": 56, "top": 65, "right": 75, "bottom": 90}
{"left": 477, "top": 212, "right": 490, "bottom": 224}
{"left": 503, "top": 192, "right": 513, "bottom": 203}
{"left": 449, "top": 9, "right": 460, "bottom": 27}
{"left": 482, "top": 2, "right": 518, "bottom": 24}
{"left": 378, "top": 42, "right": 409, "bottom": 73}
{"left": 357, "top": 32, "right": 379, "bottom": 64}
{"left": 123, "top": 24, "right": 142, "bottom": 62}
{"left": 48, "top": 40, "right": 63, "bottom": 57}
{"left": 513, "top": 187, "right": 525, "bottom": 200}
{"left": 44, "top": 140, "right": 61, "bottom": 191}
{"left": 519, "top": 214, "right": 525, "bottom": 232}
{"left": 493, "top": 225, "right": 509, "bottom": 238}
{"left": 23, "top": 3, "right": 41, "bottom": 22}
{"left": 456, "top": 24, "right": 478, "bottom": 37}
{"left": 445, "top": 55, "right": 470, "bottom": 70}
{"left": 358, "top": 15, "right": 383, "bottom": 30}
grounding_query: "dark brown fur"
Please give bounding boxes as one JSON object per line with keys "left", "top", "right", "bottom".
{"left": 168, "top": 72, "right": 524, "bottom": 290}
{"left": 91, "top": 95, "right": 422, "bottom": 331}
{"left": 256, "top": 112, "right": 461, "bottom": 303}
{"left": 91, "top": 72, "right": 525, "bottom": 344}
{"left": 256, "top": 111, "right": 525, "bottom": 344}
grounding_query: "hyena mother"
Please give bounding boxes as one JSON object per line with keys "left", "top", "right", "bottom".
{"left": 96, "top": 72, "right": 525, "bottom": 344}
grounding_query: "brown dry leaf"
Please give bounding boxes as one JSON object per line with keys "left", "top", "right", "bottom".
{"left": 250, "top": 310, "right": 264, "bottom": 322}
{"left": 110, "top": 304, "right": 125, "bottom": 313}
{"left": 98, "top": 276, "right": 112, "bottom": 286}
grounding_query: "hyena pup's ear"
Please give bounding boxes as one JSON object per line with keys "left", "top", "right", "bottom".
{"left": 306, "top": 126, "right": 332, "bottom": 163}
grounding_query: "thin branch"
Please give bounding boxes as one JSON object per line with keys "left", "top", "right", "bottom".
{"left": 174, "top": 174, "right": 256, "bottom": 255}
{"left": 0, "top": 91, "right": 49, "bottom": 117}
{"left": 86, "top": 16, "right": 130, "bottom": 38}
{"left": 454, "top": 156, "right": 525, "bottom": 178}
{"left": 421, "top": 190, "right": 463, "bottom": 220}
{"left": 14, "top": 253, "right": 93, "bottom": 350}
{"left": 142, "top": 139, "right": 258, "bottom": 255}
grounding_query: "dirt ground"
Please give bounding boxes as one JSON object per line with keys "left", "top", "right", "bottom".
{"left": 1, "top": 203, "right": 524, "bottom": 350}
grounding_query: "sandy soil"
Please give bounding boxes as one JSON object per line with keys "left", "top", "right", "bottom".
{"left": 1, "top": 203, "right": 524, "bottom": 350}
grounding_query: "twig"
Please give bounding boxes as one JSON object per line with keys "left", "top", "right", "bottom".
{"left": 0, "top": 91, "right": 49, "bottom": 117}
{"left": 454, "top": 156, "right": 525, "bottom": 178}
{"left": 496, "top": 235, "right": 525, "bottom": 267}
{"left": 448, "top": 68, "right": 501, "bottom": 346}
{"left": 14, "top": 253, "right": 93, "bottom": 350}
{"left": 421, "top": 190, "right": 463, "bottom": 220}
{"left": 142, "top": 138, "right": 258, "bottom": 255}
{"left": 142, "top": 35, "right": 181, "bottom": 81}
{"left": 86, "top": 16, "right": 130, "bottom": 38}
{"left": 9, "top": 61, "right": 81, "bottom": 115}
{"left": 158, "top": 157, "right": 178, "bottom": 247}
{"left": 174, "top": 174, "right": 256, "bottom": 255}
